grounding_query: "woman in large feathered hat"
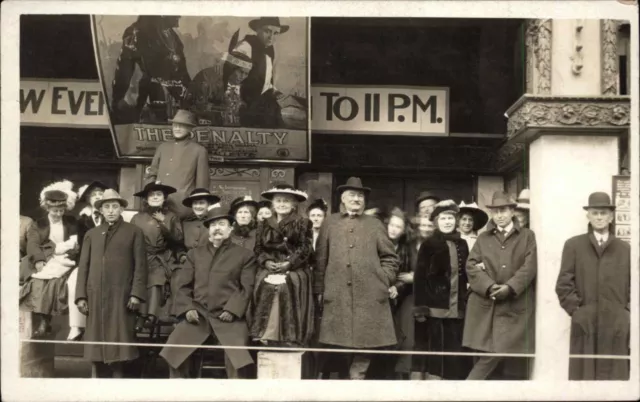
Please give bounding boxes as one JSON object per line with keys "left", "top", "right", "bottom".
{"left": 249, "top": 183, "right": 315, "bottom": 347}
{"left": 19, "top": 180, "right": 80, "bottom": 338}
{"left": 130, "top": 181, "right": 184, "bottom": 328}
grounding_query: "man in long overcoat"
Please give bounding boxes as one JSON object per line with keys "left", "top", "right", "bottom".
{"left": 159, "top": 207, "right": 257, "bottom": 379}
{"left": 75, "top": 189, "right": 148, "bottom": 378}
{"left": 556, "top": 192, "right": 630, "bottom": 380}
{"left": 145, "top": 109, "right": 210, "bottom": 218}
{"left": 463, "top": 191, "right": 537, "bottom": 380}
{"left": 314, "top": 176, "right": 399, "bottom": 380}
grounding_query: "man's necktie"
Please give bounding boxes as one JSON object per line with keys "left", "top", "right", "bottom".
{"left": 598, "top": 238, "right": 604, "bottom": 247}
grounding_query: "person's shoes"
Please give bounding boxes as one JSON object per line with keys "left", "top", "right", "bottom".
{"left": 33, "top": 321, "right": 52, "bottom": 338}
{"left": 410, "top": 371, "right": 425, "bottom": 380}
{"left": 67, "top": 327, "right": 85, "bottom": 341}
{"left": 425, "top": 373, "right": 443, "bottom": 380}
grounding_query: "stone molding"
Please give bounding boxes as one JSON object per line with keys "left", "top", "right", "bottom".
{"left": 506, "top": 95, "right": 631, "bottom": 142}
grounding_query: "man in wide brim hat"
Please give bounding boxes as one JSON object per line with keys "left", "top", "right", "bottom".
{"left": 203, "top": 207, "right": 235, "bottom": 228}
{"left": 458, "top": 201, "right": 489, "bottom": 232}
{"left": 182, "top": 188, "right": 221, "bottom": 208}
{"left": 336, "top": 177, "right": 371, "bottom": 196}
{"left": 229, "top": 195, "right": 260, "bottom": 217}
{"left": 582, "top": 191, "right": 616, "bottom": 210}
{"left": 248, "top": 17, "right": 290, "bottom": 34}
{"left": 95, "top": 189, "right": 129, "bottom": 209}
{"left": 261, "top": 183, "right": 308, "bottom": 202}
{"left": 515, "top": 189, "right": 530, "bottom": 211}
{"left": 168, "top": 109, "right": 198, "bottom": 127}
{"left": 133, "top": 181, "right": 178, "bottom": 199}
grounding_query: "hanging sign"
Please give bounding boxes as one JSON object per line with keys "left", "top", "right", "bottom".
{"left": 612, "top": 175, "right": 631, "bottom": 244}
{"left": 92, "top": 15, "right": 310, "bottom": 163}
{"left": 311, "top": 85, "right": 449, "bottom": 136}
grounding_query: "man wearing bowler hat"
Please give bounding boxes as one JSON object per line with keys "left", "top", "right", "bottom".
{"left": 556, "top": 192, "right": 630, "bottom": 380}
{"left": 75, "top": 189, "right": 148, "bottom": 378}
{"left": 160, "top": 207, "right": 258, "bottom": 379}
{"left": 415, "top": 191, "right": 441, "bottom": 218}
{"left": 314, "top": 177, "right": 399, "bottom": 379}
{"left": 232, "top": 17, "right": 289, "bottom": 127}
{"left": 462, "top": 191, "right": 537, "bottom": 380}
{"left": 145, "top": 109, "right": 210, "bottom": 219}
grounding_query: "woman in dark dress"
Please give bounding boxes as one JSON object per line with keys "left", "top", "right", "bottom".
{"left": 413, "top": 200, "right": 473, "bottom": 380}
{"left": 19, "top": 180, "right": 79, "bottom": 337}
{"left": 179, "top": 188, "right": 221, "bottom": 254}
{"left": 249, "top": 184, "right": 314, "bottom": 346}
{"left": 229, "top": 195, "right": 260, "bottom": 251}
{"left": 130, "top": 181, "right": 184, "bottom": 326}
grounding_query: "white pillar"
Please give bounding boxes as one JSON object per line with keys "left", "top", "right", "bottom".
{"left": 529, "top": 134, "right": 619, "bottom": 380}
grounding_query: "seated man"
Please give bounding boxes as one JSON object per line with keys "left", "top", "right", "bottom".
{"left": 159, "top": 207, "right": 257, "bottom": 379}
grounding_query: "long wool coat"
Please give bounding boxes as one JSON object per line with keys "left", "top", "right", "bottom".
{"left": 160, "top": 240, "right": 257, "bottom": 370}
{"left": 314, "top": 211, "right": 399, "bottom": 348}
{"left": 146, "top": 139, "right": 210, "bottom": 218}
{"left": 556, "top": 231, "right": 630, "bottom": 380}
{"left": 180, "top": 213, "right": 210, "bottom": 253}
{"left": 77, "top": 207, "right": 102, "bottom": 253}
{"left": 75, "top": 218, "right": 148, "bottom": 363}
{"left": 462, "top": 218, "right": 537, "bottom": 354}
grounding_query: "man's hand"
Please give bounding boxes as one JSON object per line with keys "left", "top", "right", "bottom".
{"left": 218, "top": 311, "right": 235, "bottom": 323}
{"left": 76, "top": 299, "right": 89, "bottom": 316}
{"left": 185, "top": 310, "right": 200, "bottom": 324}
{"left": 35, "top": 261, "right": 45, "bottom": 272}
{"left": 179, "top": 255, "right": 188, "bottom": 264}
{"left": 389, "top": 286, "right": 398, "bottom": 299}
{"left": 489, "top": 284, "right": 511, "bottom": 301}
{"left": 127, "top": 296, "right": 141, "bottom": 312}
{"left": 415, "top": 313, "right": 427, "bottom": 323}
{"left": 152, "top": 211, "right": 166, "bottom": 224}
{"left": 277, "top": 261, "right": 291, "bottom": 272}
{"left": 397, "top": 272, "right": 414, "bottom": 284}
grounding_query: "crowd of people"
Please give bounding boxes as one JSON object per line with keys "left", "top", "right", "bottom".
{"left": 18, "top": 109, "right": 630, "bottom": 381}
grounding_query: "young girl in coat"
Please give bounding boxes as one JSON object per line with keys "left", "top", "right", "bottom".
{"left": 131, "top": 181, "right": 184, "bottom": 327}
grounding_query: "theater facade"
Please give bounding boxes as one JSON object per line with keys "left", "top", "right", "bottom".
{"left": 20, "top": 15, "right": 632, "bottom": 378}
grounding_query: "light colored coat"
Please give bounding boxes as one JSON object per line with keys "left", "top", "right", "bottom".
{"left": 314, "top": 210, "right": 399, "bottom": 348}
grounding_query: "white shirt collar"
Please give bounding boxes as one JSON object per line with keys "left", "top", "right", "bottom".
{"left": 594, "top": 232, "right": 609, "bottom": 243}
{"left": 497, "top": 221, "right": 514, "bottom": 234}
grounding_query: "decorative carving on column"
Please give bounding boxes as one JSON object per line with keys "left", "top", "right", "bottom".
{"left": 525, "top": 19, "right": 552, "bottom": 94}
{"left": 506, "top": 95, "right": 630, "bottom": 141}
{"left": 601, "top": 19, "right": 620, "bottom": 95}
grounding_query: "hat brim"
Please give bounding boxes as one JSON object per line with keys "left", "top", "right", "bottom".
{"left": 459, "top": 207, "right": 489, "bottom": 231}
{"left": 203, "top": 214, "right": 235, "bottom": 228}
{"left": 415, "top": 195, "right": 441, "bottom": 208}
{"left": 182, "top": 194, "right": 221, "bottom": 208}
{"left": 583, "top": 205, "right": 616, "bottom": 210}
{"left": 515, "top": 203, "right": 530, "bottom": 210}
{"left": 248, "top": 20, "right": 289, "bottom": 33}
{"left": 230, "top": 200, "right": 259, "bottom": 216}
{"left": 486, "top": 202, "right": 518, "bottom": 209}
{"left": 168, "top": 118, "right": 197, "bottom": 127}
{"left": 134, "top": 184, "right": 177, "bottom": 198}
{"left": 81, "top": 181, "right": 109, "bottom": 201}
{"left": 336, "top": 185, "right": 371, "bottom": 195}
{"left": 261, "top": 190, "right": 307, "bottom": 202}
{"left": 95, "top": 198, "right": 128, "bottom": 209}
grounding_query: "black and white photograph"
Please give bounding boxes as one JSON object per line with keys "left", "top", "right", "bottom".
{"left": 2, "top": 1, "right": 639, "bottom": 401}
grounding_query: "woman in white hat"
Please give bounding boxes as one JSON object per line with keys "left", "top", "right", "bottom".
{"left": 19, "top": 180, "right": 79, "bottom": 338}
{"left": 249, "top": 184, "right": 314, "bottom": 347}
{"left": 457, "top": 201, "right": 489, "bottom": 252}
{"left": 130, "top": 181, "right": 184, "bottom": 327}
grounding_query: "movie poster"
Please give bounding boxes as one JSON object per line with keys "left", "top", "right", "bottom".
{"left": 612, "top": 175, "right": 631, "bottom": 244}
{"left": 91, "top": 15, "right": 309, "bottom": 162}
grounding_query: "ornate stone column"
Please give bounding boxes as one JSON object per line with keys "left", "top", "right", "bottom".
{"left": 505, "top": 18, "right": 630, "bottom": 380}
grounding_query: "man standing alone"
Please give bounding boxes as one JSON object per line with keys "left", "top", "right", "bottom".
{"left": 556, "top": 192, "right": 630, "bottom": 380}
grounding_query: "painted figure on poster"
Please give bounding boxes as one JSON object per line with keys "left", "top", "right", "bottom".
{"left": 160, "top": 207, "right": 257, "bottom": 379}
{"left": 19, "top": 181, "right": 79, "bottom": 338}
{"left": 249, "top": 184, "right": 315, "bottom": 346}
{"left": 145, "top": 109, "right": 210, "bottom": 218}
{"left": 111, "top": 15, "right": 191, "bottom": 124}
{"left": 555, "top": 192, "right": 630, "bottom": 380}
{"left": 75, "top": 189, "right": 147, "bottom": 378}
{"left": 314, "top": 177, "right": 399, "bottom": 380}
{"left": 463, "top": 191, "right": 537, "bottom": 380}
{"left": 130, "top": 182, "right": 184, "bottom": 326}
{"left": 68, "top": 180, "right": 109, "bottom": 341}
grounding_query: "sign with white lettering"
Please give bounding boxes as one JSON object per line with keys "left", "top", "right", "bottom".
{"left": 612, "top": 175, "right": 631, "bottom": 244}
{"left": 20, "top": 79, "right": 109, "bottom": 128}
{"left": 311, "top": 85, "right": 449, "bottom": 136}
